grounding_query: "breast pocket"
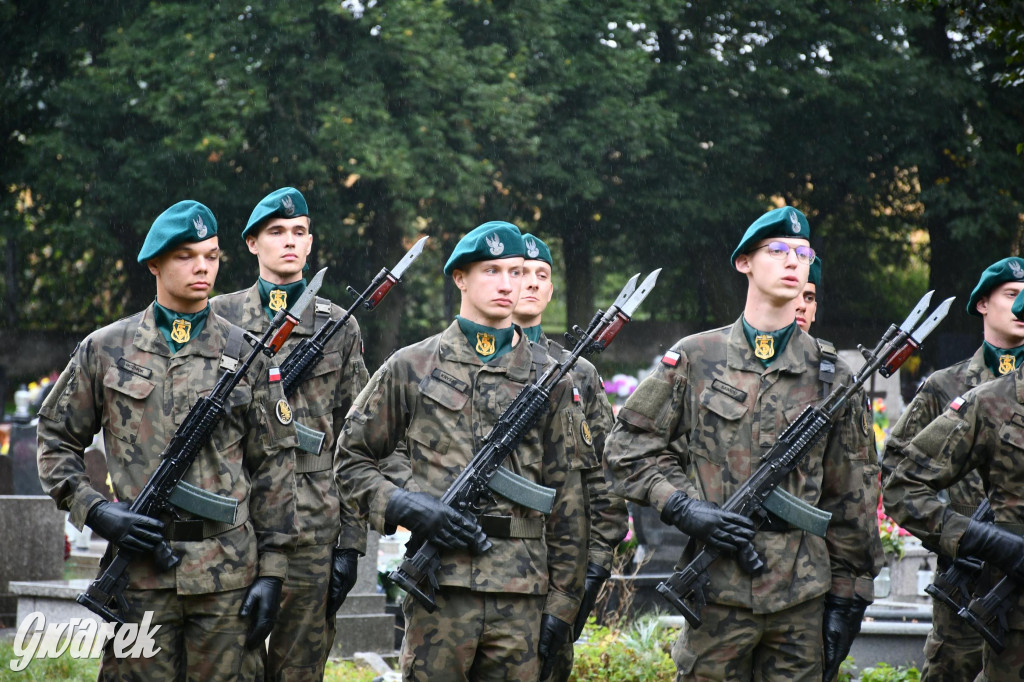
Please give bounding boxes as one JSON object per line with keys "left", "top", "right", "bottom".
{"left": 102, "top": 365, "right": 156, "bottom": 444}
{"left": 690, "top": 387, "right": 747, "bottom": 466}
{"left": 407, "top": 377, "right": 470, "bottom": 486}
{"left": 301, "top": 350, "right": 343, "bottom": 418}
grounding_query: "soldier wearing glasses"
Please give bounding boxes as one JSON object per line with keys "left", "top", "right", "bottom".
{"left": 605, "top": 207, "right": 882, "bottom": 681}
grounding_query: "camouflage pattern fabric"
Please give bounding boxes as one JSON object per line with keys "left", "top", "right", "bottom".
{"left": 880, "top": 346, "right": 991, "bottom": 682}
{"left": 883, "top": 366, "right": 1024, "bottom": 677}
{"left": 211, "top": 284, "right": 369, "bottom": 679}
{"left": 399, "top": 587, "right": 545, "bottom": 681}
{"left": 604, "top": 320, "right": 882, "bottom": 679}
{"left": 336, "top": 321, "right": 590, "bottom": 675}
{"left": 978, "top": 628, "right": 1024, "bottom": 681}
{"left": 98, "top": 587, "right": 263, "bottom": 681}
{"left": 38, "top": 304, "right": 298, "bottom": 594}
{"left": 537, "top": 333, "right": 627, "bottom": 682}
{"left": 670, "top": 598, "right": 825, "bottom": 681}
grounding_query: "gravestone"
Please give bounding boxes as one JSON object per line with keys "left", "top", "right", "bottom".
{"left": 331, "top": 531, "right": 396, "bottom": 658}
{"left": 0, "top": 495, "right": 64, "bottom": 628}
{"left": 9, "top": 420, "right": 42, "bottom": 495}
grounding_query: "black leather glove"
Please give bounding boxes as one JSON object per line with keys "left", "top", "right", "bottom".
{"left": 326, "top": 547, "right": 360, "bottom": 619}
{"left": 239, "top": 576, "right": 283, "bottom": 648}
{"left": 660, "top": 491, "right": 757, "bottom": 557}
{"left": 572, "top": 563, "right": 611, "bottom": 640}
{"left": 85, "top": 501, "right": 165, "bottom": 555}
{"left": 384, "top": 489, "right": 485, "bottom": 550}
{"left": 821, "top": 593, "right": 869, "bottom": 681}
{"left": 538, "top": 613, "right": 571, "bottom": 680}
{"left": 959, "top": 519, "right": 1024, "bottom": 580}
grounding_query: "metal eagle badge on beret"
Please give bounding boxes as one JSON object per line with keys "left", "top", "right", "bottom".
{"left": 486, "top": 233, "right": 504, "bottom": 256}
{"left": 476, "top": 332, "right": 496, "bottom": 356}
{"left": 268, "top": 289, "right": 287, "bottom": 312}
{"left": 193, "top": 216, "right": 209, "bottom": 239}
{"left": 275, "top": 399, "right": 293, "bottom": 425}
{"left": 170, "top": 319, "right": 191, "bottom": 344}
{"left": 580, "top": 419, "right": 593, "bottom": 446}
{"left": 281, "top": 195, "right": 295, "bottom": 216}
{"left": 754, "top": 334, "right": 775, "bottom": 360}
{"left": 525, "top": 238, "right": 540, "bottom": 259}
{"left": 789, "top": 211, "right": 801, "bottom": 233}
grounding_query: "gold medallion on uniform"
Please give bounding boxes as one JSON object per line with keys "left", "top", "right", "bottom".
{"left": 476, "top": 332, "right": 496, "bottom": 357}
{"left": 268, "top": 289, "right": 287, "bottom": 312}
{"left": 999, "top": 354, "right": 1015, "bottom": 375}
{"left": 754, "top": 334, "right": 774, "bottom": 360}
{"left": 275, "top": 399, "right": 293, "bottom": 425}
{"left": 170, "top": 319, "right": 191, "bottom": 344}
{"left": 580, "top": 420, "right": 593, "bottom": 446}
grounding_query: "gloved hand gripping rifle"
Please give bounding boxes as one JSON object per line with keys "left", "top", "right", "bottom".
{"left": 657, "top": 290, "right": 954, "bottom": 627}
{"left": 924, "top": 498, "right": 993, "bottom": 616}
{"left": 389, "top": 269, "right": 662, "bottom": 612}
{"left": 76, "top": 269, "right": 326, "bottom": 624}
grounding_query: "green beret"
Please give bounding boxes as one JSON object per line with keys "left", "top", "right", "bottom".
{"left": 137, "top": 200, "right": 218, "bottom": 263}
{"left": 521, "top": 233, "right": 553, "bottom": 265}
{"left": 808, "top": 256, "right": 823, "bottom": 287}
{"left": 443, "top": 221, "right": 525, "bottom": 276}
{"left": 243, "top": 187, "right": 309, "bottom": 239}
{"left": 968, "top": 257, "right": 1024, "bottom": 316}
{"left": 730, "top": 206, "right": 811, "bottom": 268}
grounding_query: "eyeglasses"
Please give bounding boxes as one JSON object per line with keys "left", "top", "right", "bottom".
{"left": 753, "top": 241, "right": 816, "bottom": 265}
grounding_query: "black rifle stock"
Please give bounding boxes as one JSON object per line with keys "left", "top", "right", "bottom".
{"left": 924, "top": 498, "right": 992, "bottom": 614}
{"left": 76, "top": 282, "right": 320, "bottom": 624}
{"left": 389, "top": 270, "right": 660, "bottom": 612}
{"left": 657, "top": 292, "right": 954, "bottom": 627}
{"left": 280, "top": 237, "right": 427, "bottom": 397}
{"left": 960, "top": 572, "right": 1015, "bottom": 652}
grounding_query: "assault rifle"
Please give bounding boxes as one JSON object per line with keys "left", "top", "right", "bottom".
{"left": 924, "top": 498, "right": 992, "bottom": 616}
{"left": 389, "top": 269, "right": 662, "bottom": 612}
{"left": 280, "top": 237, "right": 427, "bottom": 396}
{"left": 76, "top": 269, "right": 325, "bottom": 624}
{"left": 959, "top": 560, "right": 1018, "bottom": 653}
{"left": 657, "top": 290, "right": 955, "bottom": 627}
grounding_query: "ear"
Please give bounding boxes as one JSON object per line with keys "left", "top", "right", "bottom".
{"left": 146, "top": 258, "right": 159, "bottom": 276}
{"left": 734, "top": 253, "right": 752, "bottom": 274}
{"left": 452, "top": 269, "right": 468, "bottom": 291}
{"left": 245, "top": 235, "right": 259, "bottom": 255}
{"left": 976, "top": 296, "right": 989, "bottom": 316}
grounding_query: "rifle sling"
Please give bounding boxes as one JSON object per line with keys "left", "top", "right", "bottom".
{"left": 478, "top": 514, "right": 544, "bottom": 539}
{"left": 762, "top": 487, "right": 832, "bottom": 538}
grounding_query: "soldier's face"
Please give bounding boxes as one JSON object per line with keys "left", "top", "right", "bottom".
{"left": 735, "top": 237, "right": 809, "bottom": 306}
{"left": 795, "top": 283, "right": 817, "bottom": 332}
{"left": 147, "top": 237, "right": 220, "bottom": 313}
{"left": 979, "top": 281, "right": 1024, "bottom": 348}
{"left": 246, "top": 216, "right": 312, "bottom": 284}
{"left": 453, "top": 258, "right": 524, "bottom": 327}
{"left": 514, "top": 260, "right": 554, "bottom": 327}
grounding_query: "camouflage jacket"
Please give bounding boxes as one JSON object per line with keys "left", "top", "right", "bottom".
{"left": 336, "top": 320, "right": 591, "bottom": 623}
{"left": 37, "top": 304, "right": 298, "bottom": 595}
{"left": 881, "top": 346, "right": 990, "bottom": 518}
{"left": 882, "top": 368, "right": 1024, "bottom": 626}
{"left": 211, "top": 284, "right": 369, "bottom": 551}
{"left": 539, "top": 332, "right": 628, "bottom": 572}
{"left": 605, "top": 320, "right": 882, "bottom": 612}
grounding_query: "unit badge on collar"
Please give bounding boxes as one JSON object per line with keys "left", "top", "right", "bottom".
{"left": 999, "top": 354, "right": 1016, "bottom": 375}
{"left": 476, "top": 332, "right": 496, "bottom": 356}
{"left": 276, "top": 399, "right": 293, "bottom": 425}
{"left": 486, "top": 233, "right": 505, "bottom": 256}
{"left": 171, "top": 319, "right": 192, "bottom": 344}
{"left": 580, "top": 420, "right": 593, "bottom": 446}
{"left": 269, "top": 290, "right": 287, "bottom": 312}
{"left": 754, "top": 334, "right": 775, "bottom": 360}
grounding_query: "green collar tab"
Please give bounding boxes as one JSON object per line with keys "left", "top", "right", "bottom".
{"left": 982, "top": 341, "right": 1024, "bottom": 376}
{"left": 742, "top": 317, "right": 797, "bottom": 367}
{"left": 522, "top": 324, "right": 543, "bottom": 344}
{"left": 153, "top": 302, "right": 209, "bottom": 353}
{"left": 456, "top": 316, "right": 516, "bottom": 362}
{"left": 257, "top": 277, "right": 306, "bottom": 321}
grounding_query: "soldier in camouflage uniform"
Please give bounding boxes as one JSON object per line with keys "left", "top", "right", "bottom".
{"left": 37, "top": 200, "right": 298, "bottom": 680}
{"left": 794, "top": 256, "right": 821, "bottom": 333}
{"left": 605, "top": 207, "right": 883, "bottom": 682}
{"left": 210, "top": 187, "right": 369, "bottom": 681}
{"left": 336, "top": 221, "right": 590, "bottom": 681}
{"left": 880, "top": 257, "right": 1024, "bottom": 682}
{"left": 511, "top": 233, "right": 628, "bottom": 682}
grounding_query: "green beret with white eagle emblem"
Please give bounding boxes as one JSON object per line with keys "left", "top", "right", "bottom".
{"left": 730, "top": 206, "right": 811, "bottom": 268}
{"left": 137, "top": 200, "right": 218, "bottom": 262}
{"left": 243, "top": 187, "right": 309, "bottom": 239}
{"left": 443, "top": 221, "right": 525, "bottom": 276}
{"left": 521, "top": 233, "right": 553, "bottom": 265}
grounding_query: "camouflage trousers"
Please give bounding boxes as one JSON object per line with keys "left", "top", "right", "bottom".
{"left": 920, "top": 595, "right": 984, "bottom": 682}
{"left": 99, "top": 586, "right": 263, "bottom": 681}
{"left": 400, "top": 586, "right": 545, "bottom": 681}
{"left": 266, "top": 543, "right": 334, "bottom": 682}
{"left": 976, "top": 629, "right": 1024, "bottom": 681}
{"left": 671, "top": 597, "right": 824, "bottom": 682}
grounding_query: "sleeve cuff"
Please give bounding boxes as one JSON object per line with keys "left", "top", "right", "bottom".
{"left": 650, "top": 480, "right": 681, "bottom": 514}
{"left": 944, "top": 511, "right": 973, "bottom": 559}
{"left": 829, "top": 575, "right": 875, "bottom": 602}
{"left": 369, "top": 481, "right": 401, "bottom": 533}
{"left": 336, "top": 522, "right": 368, "bottom": 556}
{"left": 588, "top": 547, "right": 616, "bottom": 573}
{"left": 543, "top": 588, "right": 582, "bottom": 624}
{"left": 71, "top": 487, "right": 107, "bottom": 530}
{"left": 258, "top": 551, "right": 289, "bottom": 581}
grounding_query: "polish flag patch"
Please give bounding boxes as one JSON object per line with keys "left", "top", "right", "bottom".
{"left": 572, "top": 387, "right": 582, "bottom": 404}
{"left": 949, "top": 396, "right": 966, "bottom": 412}
{"left": 662, "top": 350, "right": 681, "bottom": 367}
{"left": 269, "top": 367, "right": 282, "bottom": 383}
